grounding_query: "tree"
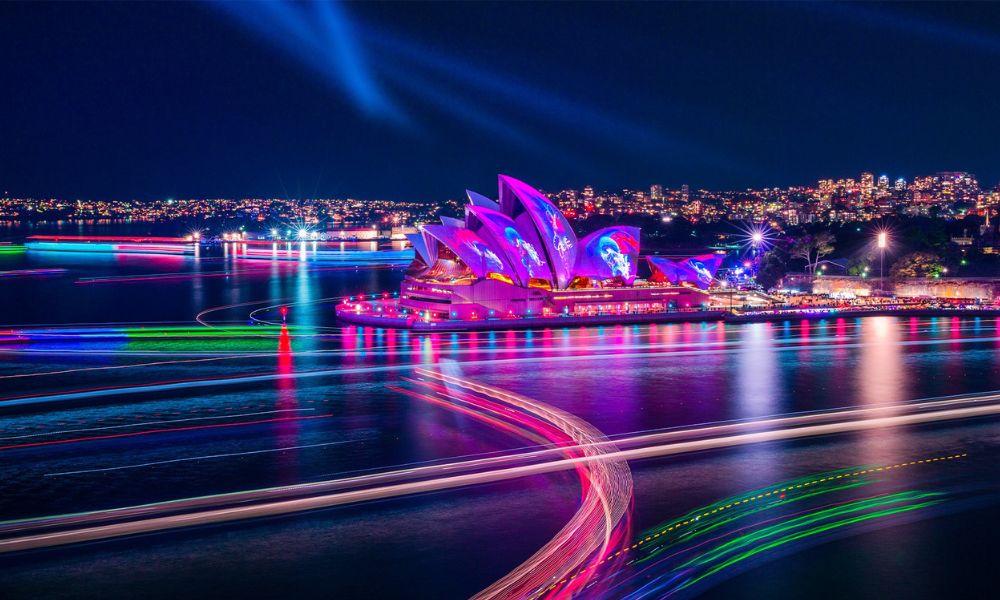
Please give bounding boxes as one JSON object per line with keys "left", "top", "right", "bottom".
{"left": 847, "top": 258, "right": 872, "bottom": 277}
{"left": 890, "top": 251, "right": 945, "bottom": 278}
{"left": 847, "top": 246, "right": 878, "bottom": 277}
{"left": 755, "top": 249, "right": 788, "bottom": 290}
{"left": 902, "top": 217, "right": 949, "bottom": 252}
{"left": 790, "top": 231, "right": 836, "bottom": 274}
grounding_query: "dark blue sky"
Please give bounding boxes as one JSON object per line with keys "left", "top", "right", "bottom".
{"left": 2, "top": 1, "right": 999, "bottom": 201}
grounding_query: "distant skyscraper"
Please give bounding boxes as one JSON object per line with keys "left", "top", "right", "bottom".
{"left": 583, "top": 185, "right": 594, "bottom": 200}
{"left": 860, "top": 172, "right": 875, "bottom": 202}
{"left": 936, "top": 172, "right": 980, "bottom": 203}
{"left": 650, "top": 184, "right": 663, "bottom": 200}
{"left": 895, "top": 177, "right": 907, "bottom": 191}
{"left": 878, "top": 174, "right": 889, "bottom": 189}
{"left": 785, "top": 208, "right": 799, "bottom": 226}
{"left": 681, "top": 184, "right": 690, "bottom": 203}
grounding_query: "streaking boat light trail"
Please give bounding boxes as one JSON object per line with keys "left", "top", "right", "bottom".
{"left": 401, "top": 368, "right": 633, "bottom": 600}
{"left": 0, "top": 389, "right": 996, "bottom": 555}
{"left": 3, "top": 279, "right": 999, "bottom": 598}
{"left": 74, "top": 264, "right": 401, "bottom": 285}
{"left": 0, "top": 408, "right": 313, "bottom": 441}
{"left": 0, "top": 352, "right": 284, "bottom": 381}
{"left": 45, "top": 438, "right": 363, "bottom": 477}
{"left": 0, "top": 414, "right": 334, "bottom": 452}
{"left": 536, "top": 453, "right": 966, "bottom": 599}
{"left": 5, "top": 330, "right": 1000, "bottom": 409}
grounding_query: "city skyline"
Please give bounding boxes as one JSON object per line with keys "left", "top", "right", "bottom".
{"left": 4, "top": 167, "right": 997, "bottom": 231}
{"left": 4, "top": 166, "right": 998, "bottom": 201}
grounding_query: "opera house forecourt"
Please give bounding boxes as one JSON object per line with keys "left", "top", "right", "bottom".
{"left": 336, "top": 175, "right": 726, "bottom": 330}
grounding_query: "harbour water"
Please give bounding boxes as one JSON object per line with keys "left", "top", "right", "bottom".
{"left": 2, "top": 246, "right": 999, "bottom": 598}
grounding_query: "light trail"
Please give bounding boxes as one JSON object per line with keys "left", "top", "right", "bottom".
{"left": 0, "top": 414, "right": 334, "bottom": 452}
{"left": 540, "top": 453, "right": 966, "bottom": 599}
{"left": 1, "top": 316, "right": 989, "bottom": 357}
{"left": 76, "top": 264, "right": 401, "bottom": 285}
{"left": 26, "top": 235, "right": 191, "bottom": 243}
{"left": 2, "top": 325, "right": 290, "bottom": 340}
{"left": 0, "top": 311, "right": 995, "bottom": 342}
{"left": 0, "top": 268, "right": 67, "bottom": 279}
{"left": 0, "top": 409, "right": 313, "bottom": 441}
{"left": 0, "top": 352, "right": 283, "bottom": 381}
{"left": 196, "top": 296, "right": 343, "bottom": 329}
{"left": 0, "top": 320, "right": 197, "bottom": 329}
{"left": 672, "top": 491, "right": 943, "bottom": 593}
{"left": 3, "top": 268, "right": 996, "bottom": 596}
{"left": 407, "top": 369, "right": 633, "bottom": 600}
{"left": 76, "top": 270, "right": 277, "bottom": 285}
{"left": 45, "top": 438, "right": 362, "bottom": 477}
{"left": 5, "top": 332, "right": 1000, "bottom": 409}
{"left": 3, "top": 316, "right": 992, "bottom": 349}
{"left": 0, "top": 391, "right": 996, "bottom": 554}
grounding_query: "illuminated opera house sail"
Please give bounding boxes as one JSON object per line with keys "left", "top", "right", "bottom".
{"left": 338, "top": 175, "right": 722, "bottom": 327}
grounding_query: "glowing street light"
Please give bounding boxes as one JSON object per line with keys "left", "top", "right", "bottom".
{"left": 739, "top": 223, "right": 772, "bottom": 251}
{"left": 736, "top": 223, "right": 773, "bottom": 282}
{"left": 876, "top": 230, "right": 889, "bottom": 294}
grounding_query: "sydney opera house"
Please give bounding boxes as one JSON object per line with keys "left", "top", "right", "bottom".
{"left": 336, "top": 175, "right": 723, "bottom": 329}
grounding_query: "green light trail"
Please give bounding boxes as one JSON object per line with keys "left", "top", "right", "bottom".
{"left": 642, "top": 479, "right": 870, "bottom": 562}
{"left": 677, "top": 491, "right": 944, "bottom": 591}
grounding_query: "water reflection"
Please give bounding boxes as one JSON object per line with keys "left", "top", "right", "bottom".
{"left": 859, "top": 316, "right": 908, "bottom": 407}
{"left": 736, "top": 322, "right": 780, "bottom": 418}
{"left": 275, "top": 324, "right": 300, "bottom": 483}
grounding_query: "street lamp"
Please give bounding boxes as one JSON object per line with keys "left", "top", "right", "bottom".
{"left": 739, "top": 224, "right": 772, "bottom": 280}
{"left": 877, "top": 231, "right": 888, "bottom": 294}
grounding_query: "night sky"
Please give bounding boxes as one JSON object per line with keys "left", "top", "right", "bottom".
{"left": 2, "top": 1, "right": 999, "bottom": 201}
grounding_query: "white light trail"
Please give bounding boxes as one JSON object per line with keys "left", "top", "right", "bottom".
{"left": 2, "top": 390, "right": 998, "bottom": 554}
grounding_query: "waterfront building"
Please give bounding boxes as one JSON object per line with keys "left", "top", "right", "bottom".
{"left": 340, "top": 176, "right": 719, "bottom": 326}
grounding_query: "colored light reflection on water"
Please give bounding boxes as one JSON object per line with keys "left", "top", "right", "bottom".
{"left": 3, "top": 252, "right": 1000, "bottom": 599}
